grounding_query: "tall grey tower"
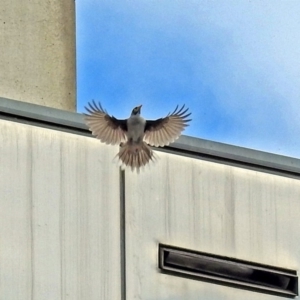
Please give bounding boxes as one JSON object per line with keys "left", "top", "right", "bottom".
{"left": 0, "top": 0, "right": 76, "bottom": 111}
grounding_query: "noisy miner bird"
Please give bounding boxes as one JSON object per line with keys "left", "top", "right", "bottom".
{"left": 84, "top": 101, "right": 191, "bottom": 171}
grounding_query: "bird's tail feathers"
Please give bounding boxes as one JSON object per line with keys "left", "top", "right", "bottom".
{"left": 116, "top": 141, "right": 156, "bottom": 172}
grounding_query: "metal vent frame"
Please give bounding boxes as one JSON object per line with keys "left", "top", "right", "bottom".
{"left": 159, "top": 244, "right": 298, "bottom": 298}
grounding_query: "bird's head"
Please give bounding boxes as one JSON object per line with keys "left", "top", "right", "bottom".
{"left": 131, "top": 105, "right": 142, "bottom": 116}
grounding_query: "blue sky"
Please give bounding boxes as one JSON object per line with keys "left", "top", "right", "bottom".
{"left": 76, "top": 1, "right": 300, "bottom": 158}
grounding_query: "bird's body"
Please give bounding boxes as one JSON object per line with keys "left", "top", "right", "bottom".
{"left": 84, "top": 101, "right": 191, "bottom": 172}
{"left": 126, "top": 114, "right": 146, "bottom": 143}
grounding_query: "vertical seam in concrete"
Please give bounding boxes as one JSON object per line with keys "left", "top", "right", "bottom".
{"left": 119, "top": 169, "right": 126, "bottom": 300}
{"left": 59, "top": 142, "right": 64, "bottom": 300}
{"left": 29, "top": 130, "right": 34, "bottom": 300}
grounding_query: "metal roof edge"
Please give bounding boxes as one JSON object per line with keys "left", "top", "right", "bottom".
{"left": 1, "top": 97, "right": 300, "bottom": 175}
{"left": 0, "top": 97, "right": 86, "bottom": 130}
{"left": 171, "top": 136, "right": 300, "bottom": 175}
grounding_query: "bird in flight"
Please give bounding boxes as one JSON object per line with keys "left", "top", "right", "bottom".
{"left": 84, "top": 101, "right": 191, "bottom": 171}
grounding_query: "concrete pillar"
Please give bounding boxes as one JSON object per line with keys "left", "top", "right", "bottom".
{"left": 0, "top": 0, "right": 76, "bottom": 111}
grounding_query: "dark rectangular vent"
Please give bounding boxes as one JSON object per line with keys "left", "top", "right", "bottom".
{"left": 158, "top": 244, "right": 298, "bottom": 298}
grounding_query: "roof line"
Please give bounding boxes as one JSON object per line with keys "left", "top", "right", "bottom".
{"left": 1, "top": 97, "right": 300, "bottom": 177}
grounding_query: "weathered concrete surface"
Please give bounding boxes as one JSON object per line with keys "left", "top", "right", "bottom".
{"left": 0, "top": 0, "right": 76, "bottom": 111}
{"left": 0, "top": 120, "right": 121, "bottom": 299}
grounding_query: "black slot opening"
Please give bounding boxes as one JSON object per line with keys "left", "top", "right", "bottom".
{"left": 159, "top": 244, "right": 298, "bottom": 298}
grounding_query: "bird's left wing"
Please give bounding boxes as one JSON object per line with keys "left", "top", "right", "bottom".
{"left": 84, "top": 101, "right": 127, "bottom": 145}
{"left": 144, "top": 105, "right": 191, "bottom": 147}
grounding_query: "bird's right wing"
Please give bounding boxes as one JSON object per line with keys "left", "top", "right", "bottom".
{"left": 144, "top": 105, "right": 191, "bottom": 147}
{"left": 84, "top": 101, "right": 127, "bottom": 145}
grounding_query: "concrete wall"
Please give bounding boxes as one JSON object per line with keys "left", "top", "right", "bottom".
{"left": 1, "top": 101, "right": 300, "bottom": 299}
{"left": 0, "top": 119, "right": 120, "bottom": 300}
{"left": 0, "top": 0, "right": 76, "bottom": 111}
{"left": 126, "top": 152, "right": 300, "bottom": 299}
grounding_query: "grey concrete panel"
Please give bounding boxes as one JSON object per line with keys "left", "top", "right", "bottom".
{"left": 0, "top": 120, "right": 121, "bottom": 299}
{"left": 125, "top": 152, "right": 300, "bottom": 299}
{"left": 0, "top": 121, "right": 32, "bottom": 299}
{"left": 0, "top": 1, "right": 76, "bottom": 111}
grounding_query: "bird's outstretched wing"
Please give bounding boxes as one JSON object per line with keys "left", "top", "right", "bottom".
{"left": 84, "top": 101, "right": 128, "bottom": 145}
{"left": 144, "top": 105, "right": 191, "bottom": 147}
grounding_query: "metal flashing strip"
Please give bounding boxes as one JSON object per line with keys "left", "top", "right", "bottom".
{"left": 0, "top": 97, "right": 86, "bottom": 131}
{"left": 159, "top": 244, "right": 298, "bottom": 298}
{"left": 1, "top": 97, "right": 300, "bottom": 177}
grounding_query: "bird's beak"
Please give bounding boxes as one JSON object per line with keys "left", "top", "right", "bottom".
{"left": 138, "top": 105, "right": 142, "bottom": 111}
